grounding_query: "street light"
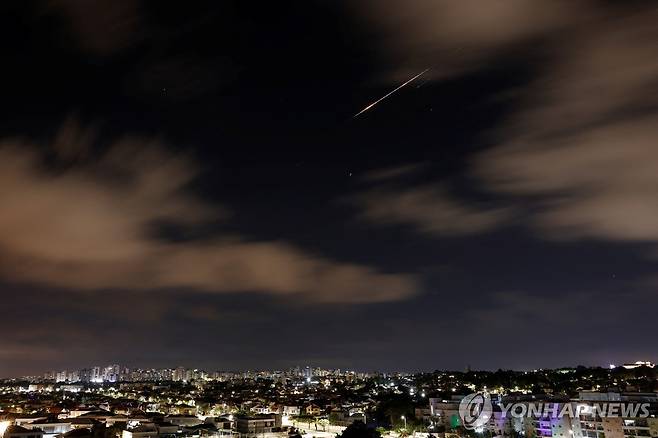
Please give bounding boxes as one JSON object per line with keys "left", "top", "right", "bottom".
{"left": 0, "top": 421, "right": 10, "bottom": 436}
{"left": 401, "top": 415, "right": 407, "bottom": 430}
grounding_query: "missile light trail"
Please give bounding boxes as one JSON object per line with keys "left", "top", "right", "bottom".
{"left": 353, "top": 68, "right": 429, "bottom": 118}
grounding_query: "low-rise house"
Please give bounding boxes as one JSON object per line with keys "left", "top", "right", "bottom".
{"left": 235, "top": 415, "right": 281, "bottom": 438}
{"left": 121, "top": 425, "right": 158, "bottom": 438}
{"left": 172, "top": 406, "right": 196, "bottom": 416}
{"left": 75, "top": 412, "right": 113, "bottom": 423}
{"left": 304, "top": 405, "right": 321, "bottom": 417}
{"left": 328, "top": 410, "right": 364, "bottom": 427}
{"left": 282, "top": 407, "right": 300, "bottom": 417}
{"left": 13, "top": 417, "right": 49, "bottom": 427}
{"left": 164, "top": 415, "right": 202, "bottom": 428}
{"left": 203, "top": 417, "right": 232, "bottom": 431}
{"left": 68, "top": 419, "right": 97, "bottom": 431}
{"left": 154, "top": 421, "right": 178, "bottom": 436}
{"left": 414, "top": 407, "right": 432, "bottom": 424}
{"left": 250, "top": 406, "right": 268, "bottom": 415}
{"left": 4, "top": 425, "right": 45, "bottom": 438}
{"left": 24, "top": 420, "right": 72, "bottom": 437}
{"left": 56, "top": 428, "right": 92, "bottom": 438}
{"left": 181, "top": 423, "right": 218, "bottom": 437}
{"left": 105, "top": 415, "right": 129, "bottom": 427}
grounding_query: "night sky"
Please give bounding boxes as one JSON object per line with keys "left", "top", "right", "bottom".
{"left": 1, "top": 1, "right": 657, "bottom": 377}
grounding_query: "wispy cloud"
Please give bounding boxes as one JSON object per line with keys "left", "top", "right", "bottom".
{"left": 361, "top": 163, "right": 427, "bottom": 183}
{"left": 0, "top": 121, "right": 418, "bottom": 303}
{"left": 45, "top": 0, "right": 141, "bottom": 55}
{"left": 358, "top": 1, "right": 658, "bottom": 244}
{"left": 352, "top": 184, "right": 510, "bottom": 236}
{"left": 474, "top": 6, "right": 658, "bottom": 242}
{"left": 354, "top": 0, "right": 578, "bottom": 80}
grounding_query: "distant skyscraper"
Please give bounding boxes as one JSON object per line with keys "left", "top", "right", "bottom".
{"left": 103, "top": 364, "right": 120, "bottom": 382}
{"left": 79, "top": 368, "right": 92, "bottom": 382}
{"left": 67, "top": 370, "right": 80, "bottom": 382}
{"left": 91, "top": 366, "right": 101, "bottom": 382}
{"left": 173, "top": 366, "right": 186, "bottom": 382}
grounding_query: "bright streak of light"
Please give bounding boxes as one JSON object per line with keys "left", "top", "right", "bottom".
{"left": 353, "top": 68, "right": 429, "bottom": 118}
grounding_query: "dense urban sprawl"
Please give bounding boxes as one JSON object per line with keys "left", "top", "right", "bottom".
{"left": 1, "top": 362, "right": 657, "bottom": 438}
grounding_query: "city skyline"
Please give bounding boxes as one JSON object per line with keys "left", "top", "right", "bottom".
{"left": 1, "top": 359, "right": 657, "bottom": 438}
{"left": 7, "top": 361, "right": 657, "bottom": 382}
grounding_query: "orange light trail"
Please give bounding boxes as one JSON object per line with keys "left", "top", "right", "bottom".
{"left": 353, "top": 68, "right": 429, "bottom": 118}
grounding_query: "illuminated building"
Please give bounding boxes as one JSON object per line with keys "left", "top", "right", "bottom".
{"left": 4, "top": 425, "right": 44, "bottom": 438}
{"left": 235, "top": 414, "right": 281, "bottom": 438}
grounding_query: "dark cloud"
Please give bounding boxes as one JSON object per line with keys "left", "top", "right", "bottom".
{"left": 474, "top": 5, "right": 658, "bottom": 242}
{"left": 362, "top": 163, "right": 428, "bottom": 183}
{"left": 353, "top": 0, "right": 578, "bottom": 81}
{"left": 45, "top": 0, "right": 142, "bottom": 55}
{"left": 0, "top": 121, "right": 418, "bottom": 304}
{"left": 357, "top": 1, "right": 658, "bottom": 243}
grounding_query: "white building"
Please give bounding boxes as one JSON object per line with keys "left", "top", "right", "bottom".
{"left": 4, "top": 425, "right": 44, "bottom": 438}
{"left": 23, "top": 421, "right": 71, "bottom": 438}
{"left": 121, "top": 426, "right": 158, "bottom": 438}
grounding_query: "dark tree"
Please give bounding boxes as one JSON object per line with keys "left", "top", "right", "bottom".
{"left": 336, "top": 421, "right": 381, "bottom": 438}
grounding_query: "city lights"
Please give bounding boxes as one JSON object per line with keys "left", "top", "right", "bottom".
{"left": 0, "top": 421, "right": 10, "bottom": 436}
